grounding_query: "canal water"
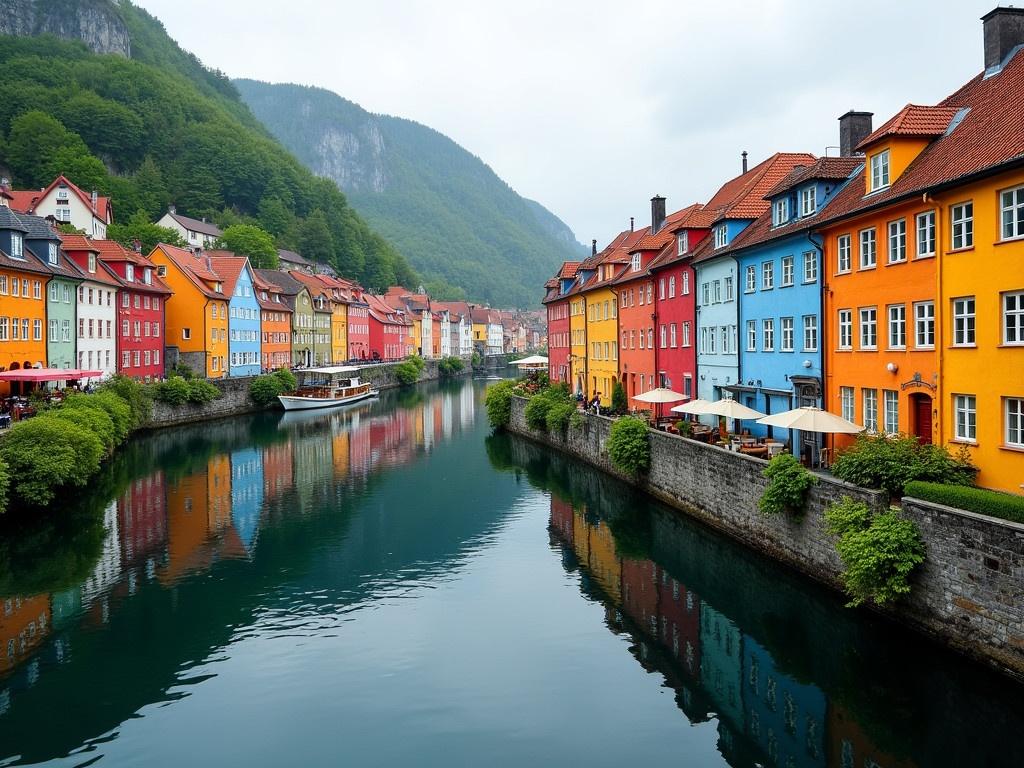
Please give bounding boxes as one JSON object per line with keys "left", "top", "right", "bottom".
{"left": 0, "top": 379, "right": 1022, "bottom": 767}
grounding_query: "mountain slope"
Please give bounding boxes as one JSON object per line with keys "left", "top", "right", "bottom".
{"left": 234, "top": 80, "right": 586, "bottom": 307}
{"left": 0, "top": 0, "right": 415, "bottom": 290}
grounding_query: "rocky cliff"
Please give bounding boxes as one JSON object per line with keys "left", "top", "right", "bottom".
{"left": 0, "top": 0, "right": 130, "bottom": 56}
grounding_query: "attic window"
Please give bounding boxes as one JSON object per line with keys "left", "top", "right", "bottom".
{"left": 157, "top": 265, "right": 167, "bottom": 277}
{"left": 714, "top": 224, "right": 728, "bottom": 249}
{"left": 126, "top": 264, "right": 135, "bottom": 282}
{"left": 87, "top": 253, "right": 96, "bottom": 273}
{"left": 773, "top": 199, "right": 788, "bottom": 226}
{"left": 869, "top": 150, "right": 890, "bottom": 192}
{"left": 631, "top": 253, "right": 641, "bottom": 272}
{"left": 677, "top": 232, "right": 688, "bottom": 255}
{"left": 261, "top": 290, "right": 268, "bottom": 300}
{"left": 144, "top": 268, "right": 152, "bottom": 284}
{"left": 800, "top": 186, "right": 816, "bottom": 217}
{"left": 215, "top": 282, "right": 223, "bottom": 293}
{"left": 47, "top": 242, "right": 58, "bottom": 265}
{"left": 10, "top": 233, "right": 24, "bottom": 259}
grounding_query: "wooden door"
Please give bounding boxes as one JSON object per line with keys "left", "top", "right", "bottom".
{"left": 913, "top": 395, "right": 933, "bottom": 444}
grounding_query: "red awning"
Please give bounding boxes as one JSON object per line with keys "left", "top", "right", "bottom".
{"left": 0, "top": 368, "right": 104, "bottom": 382}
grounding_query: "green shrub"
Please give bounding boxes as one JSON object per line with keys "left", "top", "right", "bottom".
{"left": 272, "top": 367, "right": 297, "bottom": 393}
{"left": 675, "top": 420, "right": 692, "bottom": 437}
{"left": 50, "top": 406, "right": 117, "bottom": 453}
{"left": 831, "top": 434, "right": 976, "bottom": 496}
{"left": 394, "top": 360, "right": 420, "bottom": 385}
{"left": 607, "top": 416, "right": 651, "bottom": 477}
{"left": 611, "top": 380, "right": 628, "bottom": 415}
{"left": 569, "top": 411, "right": 584, "bottom": 430}
{"left": 438, "top": 356, "right": 465, "bottom": 378}
{"left": 524, "top": 393, "right": 554, "bottom": 430}
{"left": 0, "top": 457, "right": 9, "bottom": 514}
{"left": 408, "top": 355, "right": 426, "bottom": 373}
{"left": 151, "top": 376, "right": 190, "bottom": 405}
{"left": 172, "top": 362, "right": 196, "bottom": 380}
{"left": 99, "top": 374, "right": 151, "bottom": 427}
{"left": 63, "top": 392, "right": 132, "bottom": 444}
{"left": 186, "top": 379, "right": 221, "bottom": 404}
{"left": 824, "top": 497, "right": 925, "bottom": 607}
{"left": 485, "top": 380, "right": 516, "bottom": 429}
{"left": 471, "top": 351, "right": 483, "bottom": 368}
{"left": 0, "top": 416, "right": 104, "bottom": 506}
{"left": 760, "top": 453, "right": 817, "bottom": 517}
{"left": 904, "top": 481, "right": 1024, "bottom": 524}
{"left": 249, "top": 374, "right": 284, "bottom": 405}
{"left": 545, "top": 402, "right": 575, "bottom": 433}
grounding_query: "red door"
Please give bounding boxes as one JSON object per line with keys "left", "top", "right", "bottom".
{"left": 913, "top": 395, "right": 933, "bottom": 444}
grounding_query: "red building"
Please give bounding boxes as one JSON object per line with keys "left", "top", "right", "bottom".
{"left": 91, "top": 239, "right": 171, "bottom": 380}
{"left": 365, "top": 293, "right": 412, "bottom": 361}
{"left": 543, "top": 261, "right": 578, "bottom": 384}
{"left": 647, "top": 206, "right": 715, "bottom": 413}
{"left": 117, "top": 471, "right": 168, "bottom": 569}
{"left": 616, "top": 199, "right": 702, "bottom": 413}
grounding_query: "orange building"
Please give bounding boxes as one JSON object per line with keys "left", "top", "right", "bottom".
{"left": 0, "top": 594, "right": 51, "bottom": 675}
{"left": 253, "top": 271, "right": 292, "bottom": 371}
{"left": 149, "top": 244, "right": 229, "bottom": 378}
{"left": 0, "top": 207, "right": 50, "bottom": 391}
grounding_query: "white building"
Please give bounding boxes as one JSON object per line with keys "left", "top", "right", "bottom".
{"left": 438, "top": 309, "right": 451, "bottom": 357}
{"left": 157, "top": 207, "right": 223, "bottom": 249}
{"left": 457, "top": 315, "right": 473, "bottom": 356}
{"left": 9, "top": 175, "right": 112, "bottom": 239}
{"left": 75, "top": 253, "right": 119, "bottom": 377}
{"left": 487, "top": 318, "right": 503, "bottom": 356}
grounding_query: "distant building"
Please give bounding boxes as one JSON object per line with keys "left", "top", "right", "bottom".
{"left": 9, "top": 175, "right": 112, "bottom": 240}
{"left": 157, "top": 207, "right": 223, "bottom": 250}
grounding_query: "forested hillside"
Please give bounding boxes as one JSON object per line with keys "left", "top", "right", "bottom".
{"left": 0, "top": 1, "right": 416, "bottom": 291}
{"left": 235, "top": 80, "right": 586, "bottom": 307}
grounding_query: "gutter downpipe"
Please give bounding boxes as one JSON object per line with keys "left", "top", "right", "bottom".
{"left": 806, "top": 228, "right": 825, "bottom": 459}
{"left": 925, "top": 191, "right": 944, "bottom": 446}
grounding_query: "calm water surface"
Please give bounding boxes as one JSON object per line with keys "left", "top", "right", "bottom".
{"left": 0, "top": 378, "right": 1022, "bottom": 767}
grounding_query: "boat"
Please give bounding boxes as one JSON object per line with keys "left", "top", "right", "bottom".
{"left": 277, "top": 366, "right": 379, "bottom": 411}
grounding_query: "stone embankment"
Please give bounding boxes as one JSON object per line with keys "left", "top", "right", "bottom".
{"left": 507, "top": 396, "right": 1024, "bottom": 683}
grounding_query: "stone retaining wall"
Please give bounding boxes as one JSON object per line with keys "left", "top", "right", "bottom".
{"left": 508, "top": 396, "right": 1024, "bottom": 681}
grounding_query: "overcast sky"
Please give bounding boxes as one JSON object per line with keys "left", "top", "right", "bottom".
{"left": 137, "top": 0, "right": 996, "bottom": 247}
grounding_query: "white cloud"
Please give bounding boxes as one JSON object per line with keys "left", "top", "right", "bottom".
{"left": 136, "top": 0, "right": 996, "bottom": 246}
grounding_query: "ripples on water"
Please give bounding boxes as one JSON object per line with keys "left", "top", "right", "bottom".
{"left": 0, "top": 378, "right": 1022, "bottom": 767}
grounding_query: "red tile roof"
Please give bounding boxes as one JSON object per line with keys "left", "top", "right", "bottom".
{"left": 706, "top": 152, "right": 817, "bottom": 222}
{"left": 14, "top": 175, "right": 111, "bottom": 220}
{"left": 855, "top": 104, "right": 961, "bottom": 151}
{"left": 7, "top": 190, "right": 39, "bottom": 214}
{"left": 818, "top": 50, "right": 1024, "bottom": 228}
{"left": 763, "top": 156, "right": 862, "bottom": 199}
{"left": 58, "top": 233, "right": 98, "bottom": 252}
{"left": 152, "top": 243, "right": 224, "bottom": 299}
{"left": 208, "top": 254, "right": 249, "bottom": 296}
{"left": 558, "top": 261, "right": 581, "bottom": 278}
{"left": 629, "top": 203, "right": 703, "bottom": 251}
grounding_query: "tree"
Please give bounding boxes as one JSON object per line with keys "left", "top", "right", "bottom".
{"left": 258, "top": 194, "right": 296, "bottom": 240}
{"left": 296, "top": 209, "right": 335, "bottom": 266}
{"left": 0, "top": 416, "right": 104, "bottom": 506}
{"left": 131, "top": 156, "right": 171, "bottom": 218}
{"left": 109, "top": 211, "right": 186, "bottom": 254}
{"left": 6, "top": 111, "right": 91, "bottom": 188}
{"left": 216, "top": 223, "right": 279, "bottom": 268}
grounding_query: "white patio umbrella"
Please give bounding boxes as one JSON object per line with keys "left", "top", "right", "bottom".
{"left": 756, "top": 406, "right": 864, "bottom": 434}
{"left": 632, "top": 387, "right": 688, "bottom": 404}
{"left": 702, "top": 398, "right": 766, "bottom": 420}
{"left": 510, "top": 355, "right": 549, "bottom": 370}
{"left": 670, "top": 399, "right": 713, "bottom": 414}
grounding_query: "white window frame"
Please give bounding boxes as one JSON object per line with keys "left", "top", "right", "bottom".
{"left": 952, "top": 296, "right": 975, "bottom": 346}
{"left": 883, "top": 390, "right": 899, "bottom": 435}
{"left": 780, "top": 316, "right": 794, "bottom": 352}
{"left": 714, "top": 225, "right": 728, "bottom": 249}
{"left": 838, "top": 309, "right": 853, "bottom": 350}
{"left": 745, "top": 265, "right": 756, "bottom": 293}
{"left": 951, "top": 202, "right": 974, "bottom": 250}
{"left": 781, "top": 256, "right": 794, "bottom": 287}
{"left": 802, "top": 315, "right": 818, "bottom": 352}
{"left": 869, "top": 149, "right": 890, "bottom": 191}
{"left": 914, "top": 301, "right": 935, "bottom": 349}
{"left": 859, "top": 307, "right": 877, "bottom": 350}
{"left": 677, "top": 232, "right": 689, "bottom": 255}
{"left": 859, "top": 228, "right": 876, "bottom": 269}
{"left": 887, "top": 304, "right": 906, "bottom": 349}
{"left": 800, "top": 186, "right": 816, "bottom": 217}
{"left": 1006, "top": 397, "right": 1024, "bottom": 448}
{"left": 863, "top": 388, "right": 879, "bottom": 432}
{"left": 1004, "top": 291, "right": 1024, "bottom": 345}
{"left": 840, "top": 387, "right": 855, "bottom": 423}
{"left": 1001, "top": 185, "right": 1024, "bottom": 241}
{"left": 837, "top": 234, "right": 852, "bottom": 274}
{"left": 802, "top": 251, "right": 817, "bottom": 283}
{"left": 773, "top": 198, "right": 788, "bottom": 226}
{"left": 954, "top": 394, "right": 977, "bottom": 442}
{"left": 916, "top": 210, "right": 936, "bottom": 257}
{"left": 762, "top": 319, "right": 775, "bottom": 352}
{"left": 887, "top": 219, "right": 907, "bottom": 263}
{"left": 631, "top": 253, "right": 641, "bottom": 272}
{"left": 762, "top": 261, "right": 774, "bottom": 290}
{"left": 746, "top": 320, "right": 756, "bottom": 351}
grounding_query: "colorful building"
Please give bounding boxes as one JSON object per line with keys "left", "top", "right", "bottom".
{"left": 289, "top": 271, "right": 334, "bottom": 365}
{"left": 149, "top": 244, "right": 229, "bottom": 378}
{"left": 9, "top": 174, "right": 112, "bottom": 239}
{"left": 209, "top": 253, "right": 261, "bottom": 377}
{"left": 0, "top": 207, "right": 53, "bottom": 386}
{"left": 542, "top": 263, "right": 575, "bottom": 384}
{"left": 64, "top": 237, "right": 119, "bottom": 377}
{"left": 253, "top": 271, "right": 292, "bottom": 372}
{"left": 366, "top": 293, "right": 413, "bottom": 361}
{"left": 256, "top": 270, "right": 314, "bottom": 367}
{"left": 22, "top": 215, "right": 81, "bottom": 371}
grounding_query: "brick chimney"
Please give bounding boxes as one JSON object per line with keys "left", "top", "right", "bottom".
{"left": 650, "top": 195, "right": 666, "bottom": 233}
{"left": 983, "top": 7, "right": 1024, "bottom": 71}
{"left": 839, "top": 111, "right": 874, "bottom": 156}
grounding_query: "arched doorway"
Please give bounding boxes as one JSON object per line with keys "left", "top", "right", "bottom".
{"left": 910, "top": 393, "right": 933, "bottom": 444}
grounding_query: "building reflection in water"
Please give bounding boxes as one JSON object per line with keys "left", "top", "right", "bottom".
{"left": 547, "top": 495, "right": 914, "bottom": 768}
{"left": 0, "top": 381, "right": 477, "bottom": 719}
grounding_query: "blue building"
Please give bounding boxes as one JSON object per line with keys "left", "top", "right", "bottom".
{"left": 211, "top": 254, "right": 261, "bottom": 377}
{"left": 693, "top": 153, "right": 815, "bottom": 417}
{"left": 722, "top": 155, "right": 862, "bottom": 455}
{"left": 230, "top": 447, "right": 264, "bottom": 552}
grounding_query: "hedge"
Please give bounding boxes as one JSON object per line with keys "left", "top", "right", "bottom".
{"left": 904, "top": 481, "right": 1024, "bottom": 524}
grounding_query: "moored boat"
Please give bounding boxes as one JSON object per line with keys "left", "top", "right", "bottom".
{"left": 277, "top": 366, "right": 379, "bottom": 411}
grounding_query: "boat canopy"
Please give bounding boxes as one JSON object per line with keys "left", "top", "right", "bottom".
{"left": 301, "top": 366, "right": 361, "bottom": 375}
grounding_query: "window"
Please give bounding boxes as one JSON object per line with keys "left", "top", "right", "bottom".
{"left": 639, "top": 330, "right": 645, "bottom": 350}
{"left": 702, "top": 283, "right": 710, "bottom": 306}
{"left": 670, "top": 323, "right": 677, "bottom": 347}
{"left": 708, "top": 326, "right": 717, "bottom": 354}
{"left": 1006, "top": 398, "right": 1024, "bottom": 447}
{"left": 883, "top": 391, "right": 899, "bottom": 435}
{"left": 859, "top": 308, "right": 877, "bottom": 349}
{"left": 1001, "top": 186, "right": 1024, "bottom": 240}
{"left": 837, "top": 234, "right": 851, "bottom": 273}
{"left": 677, "top": 232, "right": 688, "bottom": 255}
{"left": 802, "top": 251, "right": 817, "bottom": 283}
{"left": 700, "top": 327, "right": 707, "bottom": 354}
{"left": 914, "top": 301, "right": 935, "bottom": 348}
{"left": 781, "top": 256, "right": 794, "bottom": 287}
{"left": 780, "top": 317, "right": 794, "bottom": 351}
{"left": 49, "top": 282, "right": 58, "bottom": 301}
{"left": 153, "top": 321, "right": 160, "bottom": 337}
{"left": 61, "top": 319, "right": 69, "bottom": 342}
{"left": 682, "top": 322, "right": 691, "bottom": 347}
{"left": 745, "top": 265, "right": 756, "bottom": 293}
{"left": 838, "top": 309, "right": 852, "bottom": 349}
{"left": 954, "top": 394, "right": 977, "bottom": 441}
{"left": 763, "top": 319, "right": 775, "bottom": 351}
{"left": 762, "top": 261, "right": 774, "bottom": 290}
{"left": 887, "top": 219, "right": 907, "bottom": 263}
{"left": 773, "top": 198, "right": 788, "bottom": 226}
{"left": 859, "top": 228, "right": 877, "bottom": 268}
{"left": 682, "top": 272, "right": 690, "bottom": 294}
{"left": 11, "top": 317, "right": 18, "bottom": 340}
{"left": 125, "top": 264, "right": 135, "bottom": 282}
{"left": 47, "top": 242, "right": 58, "bottom": 265}
{"left": 660, "top": 324, "right": 667, "bottom": 348}
{"left": 182, "top": 328, "right": 191, "bottom": 340}
{"left": 714, "top": 224, "right": 728, "bottom": 249}
{"left": 721, "top": 326, "right": 730, "bottom": 354}
{"left": 683, "top": 375, "right": 692, "bottom": 398}
{"left": 869, "top": 149, "right": 890, "bottom": 191}
{"left": 10, "top": 233, "right": 23, "bottom": 259}
{"left": 647, "top": 328, "right": 654, "bottom": 349}
{"left": 0, "top": 277, "right": 6, "bottom": 295}
{"left": 803, "top": 315, "right": 818, "bottom": 352}
{"left": 724, "top": 276, "right": 733, "bottom": 301}
{"left": 800, "top": 186, "right": 816, "bottom": 217}
{"left": 87, "top": 253, "right": 96, "bottom": 273}
{"left": 916, "top": 211, "right": 936, "bottom": 257}
{"left": 746, "top": 320, "right": 756, "bottom": 351}
{"left": 863, "top": 389, "right": 879, "bottom": 432}
{"left": 887, "top": 305, "right": 906, "bottom": 349}
{"left": 951, "top": 202, "right": 974, "bottom": 249}
{"left": 11, "top": 280, "right": 18, "bottom": 298}
{"left": 22, "top": 319, "right": 28, "bottom": 340}
{"left": 840, "top": 387, "right": 855, "bottom": 422}
{"left": 631, "top": 253, "right": 641, "bottom": 272}
{"left": 48, "top": 319, "right": 58, "bottom": 342}
{"left": 1004, "top": 291, "right": 1024, "bottom": 344}
{"left": 0, "top": 317, "right": 7, "bottom": 341}
{"left": 952, "top": 297, "right": 975, "bottom": 346}
{"left": 668, "top": 276, "right": 676, "bottom": 298}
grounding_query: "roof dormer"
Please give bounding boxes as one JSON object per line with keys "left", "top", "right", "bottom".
{"left": 856, "top": 105, "right": 961, "bottom": 194}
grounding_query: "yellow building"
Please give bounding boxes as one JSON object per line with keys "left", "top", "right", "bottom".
{"left": 569, "top": 292, "right": 587, "bottom": 396}
{"left": 583, "top": 273, "right": 620, "bottom": 408}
